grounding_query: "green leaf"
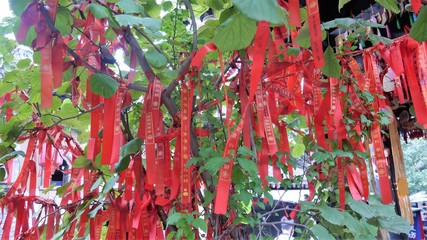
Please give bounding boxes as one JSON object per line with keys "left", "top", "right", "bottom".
{"left": 0, "top": 150, "right": 25, "bottom": 163}
{"left": 368, "top": 34, "right": 393, "bottom": 45}
{"left": 203, "top": 157, "right": 230, "bottom": 175}
{"left": 160, "top": 69, "right": 178, "bottom": 81}
{"left": 265, "top": 176, "right": 278, "bottom": 183}
{"left": 369, "top": 203, "right": 398, "bottom": 218}
{"left": 237, "top": 146, "right": 256, "bottom": 157}
{"left": 120, "top": 138, "right": 142, "bottom": 158}
{"left": 88, "top": 204, "right": 103, "bottom": 218}
{"left": 287, "top": 47, "right": 300, "bottom": 56}
{"left": 232, "top": 0, "right": 287, "bottom": 25}
{"left": 115, "top": 15, "right": 147, "bottom": 27}
{"left": 321, "top": 18, "right": 357, "bottom": 30}
{"left": 90, "top": 177, "right": 102, "bottom": 192}
{"left": 167, "top": 212, "right": 182, "bottom": 225}
{"left": 214, "top": 13, "right": 257, "bottom": 52}
{"left": 89, "top": 73, "right": 118, "bottom": 98}
{"left": 237, "top": 157, "right": 258, "bottom": 176}
{"left": 357, "top": 19, "right": 385, "bottom": 28}
{"left": 16, "top": 59, "right": 32, "bottom": 69}
{"left": 378, "top": 216, "right": 411, "bottom": 234}
{"left": 312, "top": 152, "right": 330, "bottom": 163}
{"left": 343, "top": 212, "right": 368, "bottom": 236}
{"left": 55, "top": 7, "right": 74, "bottom": 36}
{"left": 291, "top": 143, "right": 305, "bottom": 158}
{"left": 56, "top": 181, "right": 72, "bottom": 197}
{"left": 348, "top": 198, "right": 376, "bottom": 219}
{"left": 192, "top": 218, "right": 207, "bottom": 232}
{"left": 295, "top": 22, "right": 327, "bottom": 49}
{"left": 57, "top": 99, "right": 79, "bottom": 119}
{"left": 115, "top": 155, "right": 131, "bottom": 173}
{"left": 232, "top": 167, "right": 246, "bottom": 184}
{"left": 145, "top": 50, "right": 168, "bottom": 69}
{"left": 409, "top": 6, "right": 427, "bottom": 43}
{"left": 375, "top": 0, "right": 400, "bottom": 14}
{"left": 167, "top": 232, "right": 176, "bottom": 240}
{"left": 294, "top": 23, "right": 311, "bottom": 48}
{"left": 89, "top": 4, "right": 111, "bottom": 19}
{"left": 72, "top": 156, "right": 92, "bottom": 168}
{"left": 0, "top": 83, "right": 15, "bottom": 96}
{"left": 321, "top": 46, "right": 341, "bottom": 78}
{"left": 142, "top": 0, "right": 161, "bottom": 18}
{"left": 333, "top": 149, "right": 353, "bottom": 158}
{"left": 311, "top": 224, "right": 335, "bottom": 240}
{"left": 219, "top": 7, "right": 237, "bottom": 24}
{"left": 355, "top": 151, "right": 370, "bottom": 159}
{"left": 338, "top": 0, "right": 351, "bottom": 12}
{"left": 42, "top": 183, "right": 57, "bottom": 194}
{"left": 206, "top": 0, "right": 224, "bottom": 10}
{"left": 319, "top": 206, "right": 344, "bottom": 226}
{"left": 116, "top": 0, "right": 145, "bottom": 14}
{"left": 140, "top": 17, "right": 162, "bottom": 33}
{"left": 104, "top": 27, "right": 117, "bottom": 41}
{"left": 89, "top": 3, "right": 120, "bottom": 28}
{"left": 162, "top": 1, "right": 173, "bottom": 11}
{"left": 102, "top": 175, "right": 119, "bottom": 194}
{"left": 52, "top": 229, "right": 66, "bottom": 240}
{"left": 9, "top": 0, "right": 31, "bottom": 16}
{"left": 0, "top": 167, "right": 6, "bottom": 182}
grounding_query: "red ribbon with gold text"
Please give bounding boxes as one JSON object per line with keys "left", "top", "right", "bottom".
{"left": 306, "top": 0, "right": 324, "bottom": 68}
{"left": 214, "top": 21, "right": 270, "bottom": 214}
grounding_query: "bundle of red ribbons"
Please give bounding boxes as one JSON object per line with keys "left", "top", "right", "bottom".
{"left": 3, "top": 0, "right": 427, "bottom": 238}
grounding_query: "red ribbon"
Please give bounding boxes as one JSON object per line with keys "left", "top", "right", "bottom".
{"left": 371, "top": 122, "right": 393, "bottom": 204}
{"left": 306, "top": 0, "right": 324, "bottom": 68}
{"left": 289, "top": 0, "right": 301, "bottom": 27}
{"left": 214, "top": 21, "right": 270, "bottom": 215}
{"left": 180, "top": 80, "right": 194, "bottom": 208}
{"left": 401, "top": 40, "right": 427, "bottom": 127}
{"left": 412, "top": 0, "right": 422, "bottom": 14}
{"left": 101, "top": 94, "right": 116, "bottom": 165}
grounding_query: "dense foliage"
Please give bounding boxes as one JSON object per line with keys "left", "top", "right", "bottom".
{"left": 402, "top": 138, "right": 427, "bottom": 194}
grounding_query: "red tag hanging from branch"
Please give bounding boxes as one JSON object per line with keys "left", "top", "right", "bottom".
{"left": 371, "top": 122, "right": 393, "bottom": 204}
{"left": 180, "top": 81, "right": 194, "bottom": 208}
{"left": 412, "top": 0, "right": 422, "bottom": 14}
{"left": 306, "top": 0, "right": 324, "bottom": 68}
{"left": 289, "top": 0, "right": 301, "bottom": 27}
{"left": 214, "top": 21, "right": 270, "bottom": 215}
{"left": 101, "top": 94, "right": 116, "bottom": 166}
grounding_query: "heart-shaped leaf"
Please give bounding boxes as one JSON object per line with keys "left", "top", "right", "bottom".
{"left": 214, "top": 13, "right": 256, "bottom": 52}
{"left": 375, "top": 0, "right": 400, "bottom": 14}
{"left": 145, "top": 50, "right": 168, "bottom": 69}
{"left": 232, "top": 0, "right": 287, "bottom": 25}
{"left": 321, "top": 46, "right": 341, "bottom": 78}
{"left": 409, "top": 6, "right": 427, "bottom": 43}
{"left": 89, "top": 73, "right": 118, "bottom": 98}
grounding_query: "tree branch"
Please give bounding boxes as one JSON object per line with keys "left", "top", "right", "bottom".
{"left": 123, "top": 28, "right": 156, "bottom": 82}
{"left": 163, "top": 57, "right": 191, "bottom": 97}
{"left": 162, "top": 0, "right": 197, "bottom": 97}
{"left": 47, "top": 104, "right": 104, "bottom": 128}
{"left": 182, "top": 0, "right": 198, "bottom": 52}
{"left": 39, "top": 3, "right": 101, "bottom": 74}
{"left": 121, "top": 111, "right": 134, "bottom": 141}
{"left": 128, "top": 83, "right": 149, "bottom": 92}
